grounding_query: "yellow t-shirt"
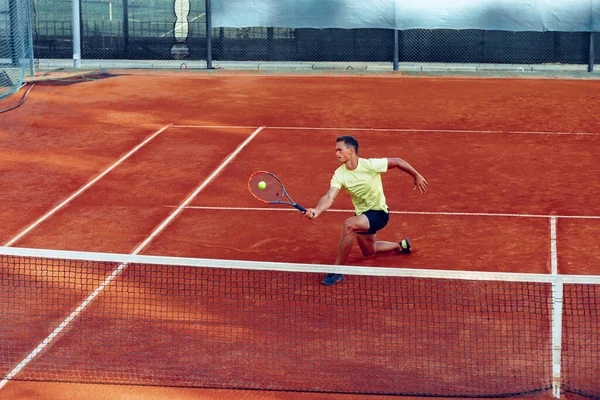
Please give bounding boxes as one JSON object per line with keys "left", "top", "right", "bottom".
{"left": 330, "top": 158, "right": 388, "bottom": 215}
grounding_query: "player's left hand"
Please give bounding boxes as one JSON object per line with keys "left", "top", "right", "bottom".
{"left": 413, "top": 174, "right": 428, "bottom": 194}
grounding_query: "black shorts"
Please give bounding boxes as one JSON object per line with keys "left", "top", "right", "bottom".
{"left": 357, "top": 209, "right": 389, "bottom": 235}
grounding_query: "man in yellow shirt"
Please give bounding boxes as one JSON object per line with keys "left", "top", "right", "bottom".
{"left": 306, "top": 135, "right": 428, "bottom": 285}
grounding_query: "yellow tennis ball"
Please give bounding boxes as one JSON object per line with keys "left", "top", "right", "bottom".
{"left": 258, "top": 181, "right": 267, "bottom": 190}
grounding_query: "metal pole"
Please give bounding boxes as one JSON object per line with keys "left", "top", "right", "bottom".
{"left": 8, "top": 0, "right": 18, "bottom": 67}
{"left": 206, "top": 0, "right": 212, "bottom": 69}
{"left": 123, "top": 0, "right": 129, "bottom": 58}
{"left": 267, "top": 27, "right": 274, "bottom": 61}
{"left": 551, "top": 277, "right": 564, "bottom": 399}
{"left": 26, "top": 0, "right": 35, "bottom": 76}
{"left": 72, "top": 0, "right": 81, "bottom": 68}
{"left": 589, "top": 32, "right": 595, "bottom": 73}
{"left": 393, "top": 29, "right": 399, "bottom": 71}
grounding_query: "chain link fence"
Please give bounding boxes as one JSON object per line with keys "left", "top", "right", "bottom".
{"left": 31, "top": 0, "right": 599, "bottom": 70}
{"left": 1, "top": 0, "right": 34, "bottom": 100}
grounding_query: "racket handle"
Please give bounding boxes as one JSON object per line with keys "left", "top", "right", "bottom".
{"left": 293, "top": 203, "right": 307, "bottom": 213}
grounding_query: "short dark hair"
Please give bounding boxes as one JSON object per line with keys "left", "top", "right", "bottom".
{"left": 336, "top": 135, "right": 359, "bottom": 154}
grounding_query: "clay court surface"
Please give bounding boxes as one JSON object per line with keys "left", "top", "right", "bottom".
{"left": 0, "top": 72, "right": 599, "bottom": 399}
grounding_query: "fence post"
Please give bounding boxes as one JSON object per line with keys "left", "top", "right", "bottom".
{"left": 26, "top": 0, "right": 35, "bottom": 76}
{"left": 589, "top": 32, "right": 595, "bottom": 73}
{"left": 8, "top": 0, "right": 17, "bottom": 67}
{"left": 72, "top": 0, "right": 81, "bottom": 68}
{"left": 123, "top": 0, "right": 129, "bottom": 58}
{"left": 267, "top": 27, "right": 274, "bottom": 61}
{"left": 206, "top": 0, "right": 213, "bottom": 69}
{"left": 393, "top": 29, "right": 398, "bottom": 71}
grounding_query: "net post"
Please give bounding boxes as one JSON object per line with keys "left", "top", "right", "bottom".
{"left": 552, "top": 276, "right": 564, "bottom": 399}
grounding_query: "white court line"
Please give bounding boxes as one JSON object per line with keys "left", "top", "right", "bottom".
{"left": 130, "top": 126, "right": 266, "bottom": 254}
{"left": 267, "top": 126, "right": 600, "bottom": 136}
{"left": 0, "top": 262, "right": 129, "bottom": 388}
{"left": 171, "top": 125, "right": 257, "bottom": 129}
{"left": 3, "top": 124, "right": 173, "bottom": 247}
{"left": 0, "top": 126, "right": 265, "bottom": 390}
{"left": 172, "top": 206, "right": 600, "bottom": 220}
{"left": 550, "top": 217, "right": 558, "bottom": 275}
{"left": 171, "top": 124, "right": 599, "bottom": 136}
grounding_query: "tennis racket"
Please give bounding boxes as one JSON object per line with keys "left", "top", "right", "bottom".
{"left": 248, "top": 171, "right": 307, "bottom": 213}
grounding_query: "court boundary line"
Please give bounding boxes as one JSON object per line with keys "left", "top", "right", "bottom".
{"left": 0, "top": 260, "right": 129, "bottom": 388}
{"left": 0, "top": 126, "right": 266, "bottom": 389}
{"left": 130, "top": 126, "right": 266, "bottom": 254}
{"left": 167, "top": 206, "right": 600, "bottom": 220}
{"left": 171, "top": 124, "right": 600, "bottom": 136}
{"left": 170, "top": 125, "right": 257, "bottom": 129}
{"left": 3, "top": 124, "right": 173, "bottom": 247}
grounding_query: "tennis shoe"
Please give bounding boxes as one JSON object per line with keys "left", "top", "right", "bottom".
{"left": 399, "top": 238, "right": 411, "bottom": 254}
{"left": 321, "top": 273, "right": 344, "bottom": 286}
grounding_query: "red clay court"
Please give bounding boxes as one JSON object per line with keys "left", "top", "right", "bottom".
{"left": 0, "top": 71, "right": 599, "bottom": 400}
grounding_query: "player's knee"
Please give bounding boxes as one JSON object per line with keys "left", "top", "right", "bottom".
{"left": 342, "top": 219, "right": 360, "bottom": 235}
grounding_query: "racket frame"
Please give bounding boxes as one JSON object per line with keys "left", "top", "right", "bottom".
{"left": 248, "top": 171, "right": 307, "bottom": 213}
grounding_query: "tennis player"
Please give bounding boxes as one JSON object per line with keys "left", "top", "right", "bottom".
{"left": 306, "top": 135, "right": 428, "bottom": 286}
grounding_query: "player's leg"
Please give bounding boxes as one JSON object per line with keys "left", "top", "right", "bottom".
{"left": 356, "top": 233, "right": 376, "bottom": 255}
{"left": 322, "top": 214, "right": 369, "bottom": 286}
{"left": 357, "top": 233, "right": 400, "bottom": 255}
{"left": 356, "top": 210, "right": 411, "bottom": 255}
{"left": 356, "top": 235, "right": 410, "bottom": 255}
{"left": 334, "top": 214, "right": 370, "bottom": 265}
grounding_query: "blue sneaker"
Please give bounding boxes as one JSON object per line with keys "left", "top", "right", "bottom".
{"left": 400, "top": 238, "right": 411, "bottom": 254}
{"left": 321, "top": 273, "right": 344, "bottom": 286}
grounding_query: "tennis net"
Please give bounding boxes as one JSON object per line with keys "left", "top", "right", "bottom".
{"left": 0, "top": 246, "right": 598, "bottom": 398}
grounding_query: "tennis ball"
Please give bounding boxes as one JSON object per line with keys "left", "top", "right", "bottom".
{"left": 258, "top": 181, "right": 267, "bottom": 190}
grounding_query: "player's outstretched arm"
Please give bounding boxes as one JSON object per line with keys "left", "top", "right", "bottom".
{"left": 387, "top": 158, "right": 428, "bottom": 194}
{"left": 306, "top": 186, "right": 340, "bottom": 219}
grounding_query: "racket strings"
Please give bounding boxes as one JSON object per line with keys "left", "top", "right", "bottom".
{"left": 249, "top": 173, "right": 285, "bottom": 203}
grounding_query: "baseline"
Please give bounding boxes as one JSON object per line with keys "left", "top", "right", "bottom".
{"left": 172, "top": 124, "right": 600, "bottom": 136}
